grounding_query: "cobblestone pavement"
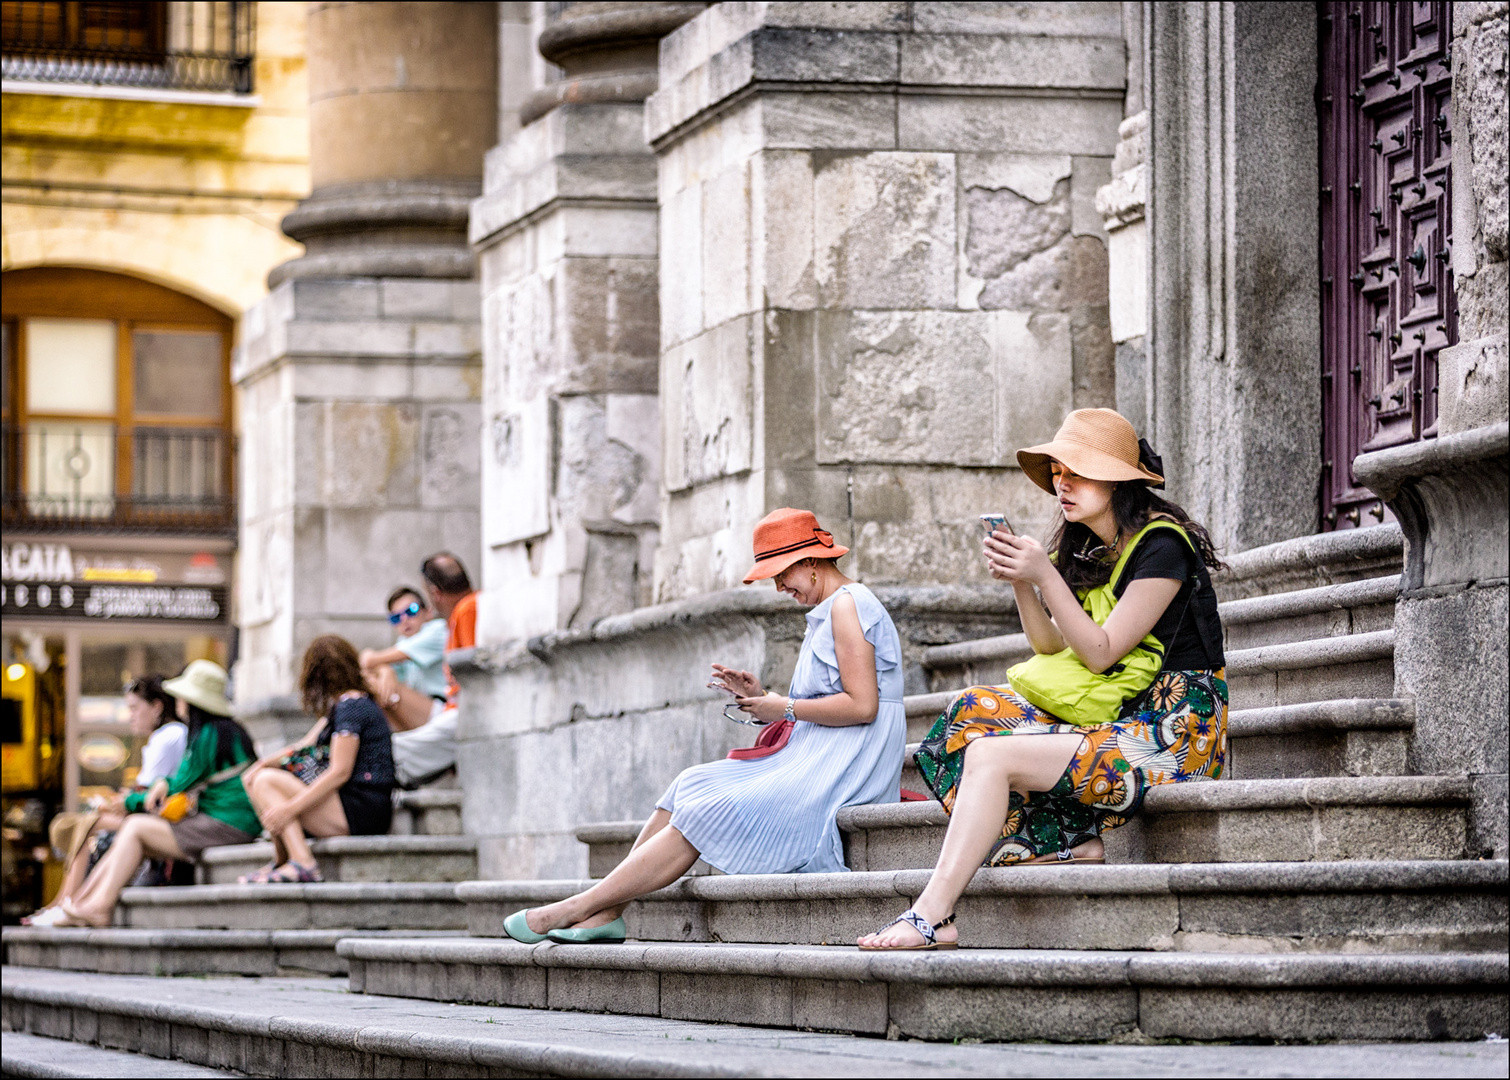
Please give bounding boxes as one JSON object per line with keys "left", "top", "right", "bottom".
{"left": 4, "top": 971, "right": 1506, "bottom": 1077}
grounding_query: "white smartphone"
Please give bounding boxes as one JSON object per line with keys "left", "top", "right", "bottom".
{"left": 979, "top": 512, "right": 1016, "bottom": 537}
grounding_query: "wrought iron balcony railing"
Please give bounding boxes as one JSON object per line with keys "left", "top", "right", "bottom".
{"left": 1, "top": 1, "right": 255, "bottom": 94}
{"left": 1, "top": 422, "right": 236, "bottom": 535}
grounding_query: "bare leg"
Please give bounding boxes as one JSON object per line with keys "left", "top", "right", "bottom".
{"left": 857, "top": 733, "right": 1090, "bottom": 948}
{"left": 62, "top": 815, "right": 186, "bottom": 926}
{"left": 49, "top": 809, "right": 125, "bottom": 909}
{"left": 247, "top": 770, "right": 349, "bottom": 871}
{"left": 524, "top": 822, "right": 699, "bottom": 934}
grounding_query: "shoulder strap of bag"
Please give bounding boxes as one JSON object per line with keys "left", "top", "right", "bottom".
{"left": 183, "top": 758, "right": 251, "bottom": 800}
{"left": 1110, "top": 520, "right": 1223, "bottom": 670}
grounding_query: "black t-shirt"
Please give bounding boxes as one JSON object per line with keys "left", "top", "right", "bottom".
{"left": 318, "top": 695, "right": 396, "bottom": 790}
{"left": 1111, "top": 529, "right": 1225, "bottom": 671}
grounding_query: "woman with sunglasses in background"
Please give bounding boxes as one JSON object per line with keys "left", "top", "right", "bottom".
{"left": 500, "top": 508, "right": 906, "bottom": 945}
{"left": 359, "top": 585, "right": 449, "bottom": 732}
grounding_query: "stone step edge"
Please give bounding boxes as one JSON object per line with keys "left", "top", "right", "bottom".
{"left": 335, "top": 937, "right": 1508, "bottom": 990}
{"left": 199, "top": 834, "right": 477, "bottom": 865}
{"left": 456, "top": 859, "right": 1509, "bottom": 904}
{"left": 0, "top": 971, "right": 766, "bottom": 1080}
{"left": 919, "top": 628, "right": 1396, "bottom": 680}
{"left": 919, "top": 576, "right": 1401, "bottom": 672}
{"left": 837, "top": 774, "right": 1472, "bottom": 829}
{"left": 119, "top": 881, "right": 460, "bottom": 907}
{"left": 0, "top": 1031, "right": 239, "bottom": 1079}
{"left": 1, "top": 927, "right": 451, "bottom": 949}
{"left": 903, "top": 696, "right": 1416, "bottom": 739}
{"left": 394, "top": 789, "right": 462, "bottom": 809}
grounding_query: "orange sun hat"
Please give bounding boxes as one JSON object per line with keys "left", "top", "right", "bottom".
{"left": 742, "top": 508, "right": 849, "bottom": 584}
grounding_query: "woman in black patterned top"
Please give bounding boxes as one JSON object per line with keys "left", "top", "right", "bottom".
{"left": 240, "top": 636, "right": 395, "bottom": 882}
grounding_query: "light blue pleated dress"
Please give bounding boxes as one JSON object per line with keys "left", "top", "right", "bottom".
{"left": 657, "top": 583, "right": 906, "bottom": 874}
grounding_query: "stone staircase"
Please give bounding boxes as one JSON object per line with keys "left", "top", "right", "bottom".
{"left": 4, "top": 526, "right": 1508, "bottom": 1070}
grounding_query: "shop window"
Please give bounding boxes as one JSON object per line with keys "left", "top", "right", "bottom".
{"left": 1, "top": 268, "right": 234, "bottom": 534}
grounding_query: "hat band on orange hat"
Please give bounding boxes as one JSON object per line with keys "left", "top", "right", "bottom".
{"left": 754, "top": 528, "right": 838, "bottom": 564}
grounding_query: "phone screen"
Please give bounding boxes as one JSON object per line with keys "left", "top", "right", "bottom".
{"left": 979, "top": 513, "right": 1015, "bottom": 536}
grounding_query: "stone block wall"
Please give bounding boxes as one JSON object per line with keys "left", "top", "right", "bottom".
{"left": 646, "top": 2, "right": 1125, "bottom": 601}
{"left": 235, "top": 277, "right": 482, "bottom": 714}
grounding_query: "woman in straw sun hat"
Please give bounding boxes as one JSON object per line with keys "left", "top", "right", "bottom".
{"left": 55, "top": 660, "right": 261, "bottom": 927}
{"left": 861, "top": 408, "right": 1229, "bottom": 951}
{"left": 501, "top": 508, "right": 905, "bottom": 945}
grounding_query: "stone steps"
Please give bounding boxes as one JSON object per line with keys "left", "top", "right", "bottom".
{"left": 116, "top": 881, "right": 464, "bottom": 931}
{"left": 391, "top": 788, "right": 463, "bottom": 836}
{"left": 0, "top": 927, "right": 451, "bottom": 978}
{"left": 839, "top": 775, "right": 1472, "bottom": 871}
{"left": 454, "top": 860, "right": 1508, "bottom": 954}
{"left": 197, "top": 835, "right": 477, "bottom": 885}
{"left": 335, "top": 937, "right": 1508, "bottom": 1044}
{"left": 16, "top": 969, "right": 1497, "bottom": 1076}
{"left": 902, "top": 697, "right": 1417, "bottom": 787}
{"left": 0, "top": 1031, "right": 239, "bottom": 1079}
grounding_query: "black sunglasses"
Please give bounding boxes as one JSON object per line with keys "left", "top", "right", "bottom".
{"left": 388, "top": 601, "right": 423, "bottom": 624}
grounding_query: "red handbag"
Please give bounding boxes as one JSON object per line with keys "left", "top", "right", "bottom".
{"left": 727, "top": 719, "right": 793, "bottom": 760}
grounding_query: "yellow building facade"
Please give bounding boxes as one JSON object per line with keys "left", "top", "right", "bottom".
{"left": 0, "top": 0, "right": 309, "bottom": 920}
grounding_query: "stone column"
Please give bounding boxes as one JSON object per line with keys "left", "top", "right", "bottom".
{"left": 472, "top": 2, "right": 704, "bottom": 644}
{"left": 1144, "top": 2, "right": 1321, "bottom": 552}
{"left": 1355, "top": 2, "right": 1509, "bottom": 859}
{"left": 646, "top": 2, "right": 1125, "bottom": 602}
{"left": 234, "top": 2, "right": 493, "bottom": 738}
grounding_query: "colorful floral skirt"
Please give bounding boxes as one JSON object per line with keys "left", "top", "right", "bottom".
{"left": 914, "top": 669, "right": 1227, "bottom": 865}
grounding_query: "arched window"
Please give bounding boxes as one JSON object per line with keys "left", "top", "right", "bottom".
{"left": 1, "top": 267, "right": 234, "bottom": 533}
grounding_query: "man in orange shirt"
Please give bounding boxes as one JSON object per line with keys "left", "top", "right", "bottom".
{"left": 391, "top": 553, "right": 475, "bottom": 787}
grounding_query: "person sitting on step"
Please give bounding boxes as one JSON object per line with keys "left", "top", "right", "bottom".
{"left": 52, "top": 661, "right": 260, "bottom": 926}
{"left": 502, "top": 507, "right": 906, "bottom": 945}
{"left": 388, "top": 553, "right": 476, "bottom": 788}
{"left": 859, "top": 408, "right": 1228, "bottom": 951}
{"left": 24, "top": 675, "right": 189, "bottom": 925}
{"left": 359, "top": 584, "right": 450, "bottom": 731}
{"left": 238, "top": 636, "right": 396, "bottom": 883}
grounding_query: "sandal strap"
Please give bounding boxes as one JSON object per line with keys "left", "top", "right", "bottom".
{"left": 1055, "top": 850, "right": 1074, "bottom": 861}
{"left": 934, "top": 912, "right": 957, "bottom": 930}
{"left": 875, "top": 907, "right": 935, "bottom": 946}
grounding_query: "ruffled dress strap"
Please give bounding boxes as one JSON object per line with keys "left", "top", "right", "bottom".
{"left": 807, "top": 583, "right": 902, "bottom": 677}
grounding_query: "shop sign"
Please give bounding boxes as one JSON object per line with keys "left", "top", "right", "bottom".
{"left": 0, "top": 541, "right": 228, "bottom": 624}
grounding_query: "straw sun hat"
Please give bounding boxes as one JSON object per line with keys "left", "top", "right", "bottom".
{"left": 743, "top": 508, "right": 849, "bottom": 584}
{"left": 1015, "top": 408, "right": 1164, "bottom": 496}
{"left": 162, "top": 659, "right": 233, "bottom": 717}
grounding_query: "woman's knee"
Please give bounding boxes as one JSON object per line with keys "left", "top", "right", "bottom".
{"left": 961, "top": 735, "right": 1015, "bottom": 779}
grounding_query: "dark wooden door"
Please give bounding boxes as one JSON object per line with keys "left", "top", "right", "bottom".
{"left": 1318, "top": 1, "right": 1456, "bottom": 530}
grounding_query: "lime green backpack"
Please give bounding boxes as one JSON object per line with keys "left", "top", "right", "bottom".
{"left": 1006, "top": 520, "right": 1195, "bottom": 727}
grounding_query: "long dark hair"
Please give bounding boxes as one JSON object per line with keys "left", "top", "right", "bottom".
{"left": 1049, "top": 481, "right": 1227, "bottom": 593}
{"left": 184, "top": 703, "right": 254, "bottom": 768}
{"left": 125, "top": 675, "right": 177, "bottom": 730}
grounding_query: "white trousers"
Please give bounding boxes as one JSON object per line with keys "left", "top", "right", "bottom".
{"left": 391, "top": 701, "right": 458, "bottom": 786}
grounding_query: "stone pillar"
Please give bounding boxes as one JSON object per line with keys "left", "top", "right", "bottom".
{"left": 234, "top": 2, "right": 493, "bottom": 736}
{"left": 1097, "top": 3, "right": 1149, "bottom": 435}
{"left": 1355, "top": 2, "right": 1509, "bottom": 859}
{"left": 1145, "top": 2, "right": 1321, "bottom": 552}
{"left": 646, "top": 2, "right": 1125, "bottom": 601}
{"left": 472, "top": 2, "right": 704, "bottom": 644}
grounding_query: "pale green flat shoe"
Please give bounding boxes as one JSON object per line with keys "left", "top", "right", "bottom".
{"left": 502, "top": 909, "right": 548, "bottom": 944}
{"left": 546, "top": 916, "right": 627, "bottom": 944}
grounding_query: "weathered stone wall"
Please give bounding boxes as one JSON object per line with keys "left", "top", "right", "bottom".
{"left": 645, "top": 2, "right": 1125, "bottom": 600}
{"left": 235, "top": 278, "right": 483, "bottom": 715}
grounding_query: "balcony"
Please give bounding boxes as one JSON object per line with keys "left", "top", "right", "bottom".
{"left": 0, "top": 1, "right": 255, "bottom": 95}
{"left": 1, "top": 423, "right": 236, "bottom": 536}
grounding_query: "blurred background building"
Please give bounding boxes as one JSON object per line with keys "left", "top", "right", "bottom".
{"left": 0, "top": 0, "right": 307, "bottom": 918}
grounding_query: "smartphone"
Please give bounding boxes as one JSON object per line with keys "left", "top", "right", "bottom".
{"left": 979, "top": 512, "right": 1016, "bottom": 537}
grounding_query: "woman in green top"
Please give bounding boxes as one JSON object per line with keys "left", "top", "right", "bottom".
{"left": 58, "top": 660, "right": 259, "bottom": 927}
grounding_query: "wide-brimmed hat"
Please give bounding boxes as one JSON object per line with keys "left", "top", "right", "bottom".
{"left": 1016, "top": 408, "right": 1164, "bottom": 496}
{"left": 49, "top": 809, "right": 101, "bottom": 868}
{"left": 162, "top": 659, "right": 232, "bottom": 717}
{"left": 743, "top": 508, "right": 849, "bottom": 584}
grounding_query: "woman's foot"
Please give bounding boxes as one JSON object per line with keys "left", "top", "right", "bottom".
{"left": 523, "top": 899, "right": 623, "bottom": 935}
{"left": 264, "top": 860, "right": 322, "bottom": 883}
{"left": 21, "top": 906, "right": 64, "bottom": 926}
{"left": 856, "top": 904, "right": 958, "bottom": 950}
{"left": 54, "top": 899, "right": 110, "bottom": 928}
{"left": 237, "top": 861, "right": 279, "bottom": 885}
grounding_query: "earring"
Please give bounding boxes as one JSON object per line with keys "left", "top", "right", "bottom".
{"left": 810, "top": 572, "right": 817, "bottom": 585}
